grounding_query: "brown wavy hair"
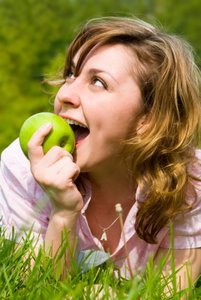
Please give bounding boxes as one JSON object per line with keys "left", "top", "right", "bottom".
{"left": 61, "top": 17, "right": 201, "bottom": 243}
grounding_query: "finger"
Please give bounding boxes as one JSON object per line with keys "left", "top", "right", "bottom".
{"left": 37, "top": 157, "right": 80, "bottom": 188}
{"left": 39, "top": 145, "right": 73, "bottom": 167}
{"left": 50, "top": 156, "right": 80, "bottom": 179}
{"left": 30, "top": 147, "right": 73, "bottom": 180}
{"left": 28, "top": 123, "right": 53, "bottom": 163}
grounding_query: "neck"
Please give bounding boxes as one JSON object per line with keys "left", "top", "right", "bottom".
{"left": 87, "top": 168, "right": 136, "bottom": 209}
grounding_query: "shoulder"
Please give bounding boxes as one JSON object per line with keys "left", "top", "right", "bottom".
{"left": 160, "top": 149, "right": 201, "bottom": 249}
{"left": 187, "top": 149, "right": 201, "bottom": 201}
{"left": 1, "top": 138, "right": 31, "bottom": 182}
{"left": 195, "top": 148, "right": 201, "bottom": 159}
{"left": 185, "top": 148, "right": 201, "bottom": 222}
{"left": 0, "top": 138, "right": 42, "bottom": 198}
{"left": 1, "top": 138, "right": 29, "bottom": 167}
{"left": 188, "top": 148, "right": 201, "bottom": 174}
{"left": 0, "top": 139, "right": 51, "bottom": 243}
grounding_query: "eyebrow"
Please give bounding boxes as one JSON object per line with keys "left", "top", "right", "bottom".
{"left": 70, "top": 59, "right": 120, "bottom": 85}
{"left": 88, "top": 68, "right": 119, "bottom": 84}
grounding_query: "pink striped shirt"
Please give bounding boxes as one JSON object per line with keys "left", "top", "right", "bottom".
{"left": 1, "top": 139, "right": 201, "bottom": 278}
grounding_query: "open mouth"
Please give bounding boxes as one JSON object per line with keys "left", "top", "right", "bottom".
{"left": 66, "top": 119, "right": 90, "bottom": 145}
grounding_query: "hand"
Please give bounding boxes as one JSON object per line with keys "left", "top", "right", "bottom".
{"left": 27, "top": 123, "right": 83, "bottom": 214}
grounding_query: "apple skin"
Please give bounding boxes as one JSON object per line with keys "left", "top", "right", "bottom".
{"left": 19, "top": 112, "right": 75, "bottom": 157}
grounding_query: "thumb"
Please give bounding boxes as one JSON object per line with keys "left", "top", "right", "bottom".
{"left": 28, "top": 123, "right": 53, "bottom": 164}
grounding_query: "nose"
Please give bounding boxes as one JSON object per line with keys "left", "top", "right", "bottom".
{"left": 56, "top": 81, "right": 81, "bottom": 108}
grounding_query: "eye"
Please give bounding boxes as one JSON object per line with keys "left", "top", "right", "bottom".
{"left": 91, "top": 76, "right": 107, "bottom": 89}
{"left": 65, "top": 69, "right": 75, "bottom": 82}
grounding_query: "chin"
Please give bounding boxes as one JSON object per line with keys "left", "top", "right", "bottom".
{"left": 73, "top": 153, "right": 88, "bottom": 172}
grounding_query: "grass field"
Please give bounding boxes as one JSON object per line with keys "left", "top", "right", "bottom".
{"left": 0, "top": 227, "right": 200, "bottom": 300}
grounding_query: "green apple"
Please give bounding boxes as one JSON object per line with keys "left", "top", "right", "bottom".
{"left": 19, "top": 112, "right": 75, "bottom": 157}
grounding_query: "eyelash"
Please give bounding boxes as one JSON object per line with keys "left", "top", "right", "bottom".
{"left": 91, "top": 76, "right": 107, "bottom": 89}
{"left": 65, "top": 70, "right": 75, "bottom": 81}
{"left": 65, "top": 70, "right": 108, "bottom": 90}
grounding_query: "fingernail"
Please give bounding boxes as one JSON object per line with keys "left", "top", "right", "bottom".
{"left": 41, "top": 123, "right": 52, "bottom": 130}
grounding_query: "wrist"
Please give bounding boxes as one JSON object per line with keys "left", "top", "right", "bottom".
{"left": 45, "top": 209, "right": 79, "bottom": 259}
{"left": 50, "top": 208, "right": 80, "bottom": 225}
{"left": 48, "top": 190, "right": 83, "bottom": 214}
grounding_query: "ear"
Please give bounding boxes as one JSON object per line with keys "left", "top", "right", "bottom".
{"left": 136, "top": 114, "right": 148, "bottom": 134}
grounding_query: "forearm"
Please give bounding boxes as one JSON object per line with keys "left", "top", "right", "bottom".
{"left": 44, "top": 210, "right": 79, "bottom": 272}
{"left": 26, "top": 125, "right": 83, "bottom": 272}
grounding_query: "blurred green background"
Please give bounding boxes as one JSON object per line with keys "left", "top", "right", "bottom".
{"left": 0, "top": 0, "right": 200, "bottom": 153}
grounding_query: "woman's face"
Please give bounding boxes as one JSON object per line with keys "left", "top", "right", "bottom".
{"left": 54, "top": 44, "right": 145, "bottom": 174}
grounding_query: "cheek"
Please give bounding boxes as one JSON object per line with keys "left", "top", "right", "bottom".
{"left": 53, "top": 97, "right": 61, "bottom": 114}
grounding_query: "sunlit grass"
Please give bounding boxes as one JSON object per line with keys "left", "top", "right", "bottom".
{"left": 0, "top": 227, "right": 200, "bottom": 299}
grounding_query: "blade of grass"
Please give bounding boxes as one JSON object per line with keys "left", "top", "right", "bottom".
{"left": 2, "top": 264, "right": 14, "bottom": 299}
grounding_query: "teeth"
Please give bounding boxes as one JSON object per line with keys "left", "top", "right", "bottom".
{"left": 66, "top": 118, "right": 87, "bottom": 128}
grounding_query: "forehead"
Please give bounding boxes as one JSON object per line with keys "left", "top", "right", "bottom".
{"left": 74, "top": 44, "right": 136, "bottom": 75}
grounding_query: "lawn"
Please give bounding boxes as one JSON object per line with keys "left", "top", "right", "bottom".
{"left": 0, "top": 227, "right": 200, "bottom": 300}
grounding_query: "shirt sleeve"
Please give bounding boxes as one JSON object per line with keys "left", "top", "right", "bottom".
{"left": 160, "top": 149, "right": 201, "bottom": 249}
{"left": 0, "top": 139, "right": 51, "bottom": 244}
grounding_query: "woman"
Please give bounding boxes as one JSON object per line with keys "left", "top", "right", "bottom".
{"left": 0, "top": 17, "right": 201, "bottom": 289}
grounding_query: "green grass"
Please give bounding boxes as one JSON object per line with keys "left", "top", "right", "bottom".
{"left": 0, "top": 227, "right": 200, "bottom": 300}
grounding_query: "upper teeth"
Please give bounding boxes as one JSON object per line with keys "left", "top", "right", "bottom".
{"left": 66, "top": 118, "right": 87, "bottom": 128}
